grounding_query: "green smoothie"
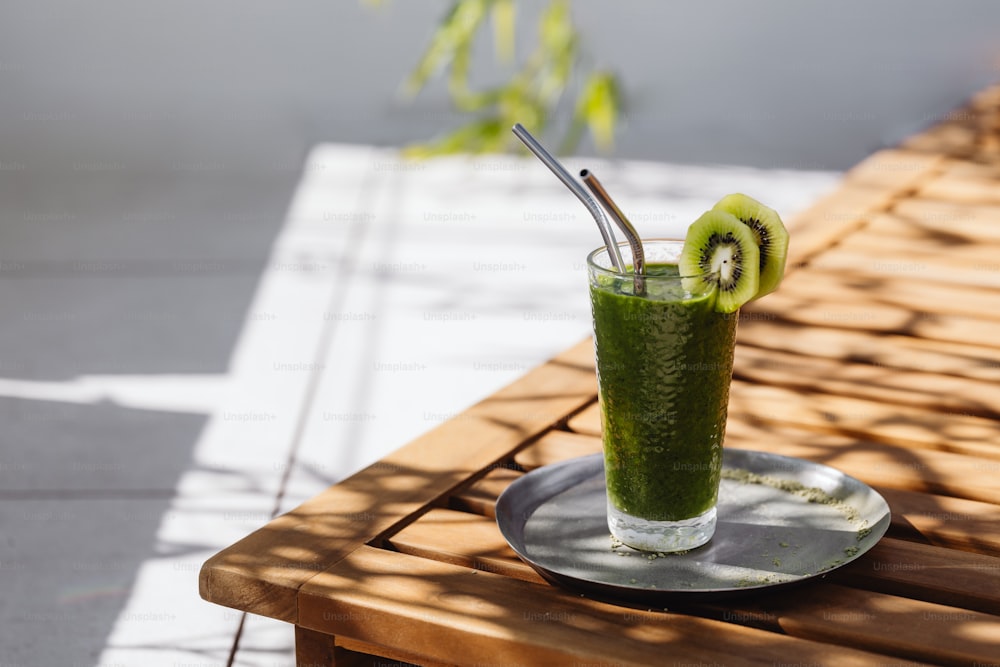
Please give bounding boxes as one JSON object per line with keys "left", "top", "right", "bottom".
{"left": 589, "top": 260, "right": 738, "bottom": 523}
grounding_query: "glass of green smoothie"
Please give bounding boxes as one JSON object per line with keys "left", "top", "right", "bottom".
{"left": 588, "top": 239, "right": 739, "bottom": 552}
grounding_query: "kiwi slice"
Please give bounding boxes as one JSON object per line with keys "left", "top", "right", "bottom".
{"left": 713, "top": 193, "right": 788, "bottom": 298}
{"left": 680, "top": 210, "right": 760, "bottom": 313}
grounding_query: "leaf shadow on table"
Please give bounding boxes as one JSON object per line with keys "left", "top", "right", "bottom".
{"left": 286, "top": 457, "right": 1000, "bottom": 666}
{"left": 208, "top": 360, "right": 1000, "bottom": 665}
{"left": 723, "top": 273, "right": 1000, "bottom": 566}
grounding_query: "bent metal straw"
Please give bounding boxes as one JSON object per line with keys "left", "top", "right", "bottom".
{"left": 580, "top": 169, "right": 645, "bottom": 295}
{"left": 511, "top": 123, "right": 625, "bottom": 272}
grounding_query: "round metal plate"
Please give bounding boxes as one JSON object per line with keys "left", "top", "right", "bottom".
{"left": 495, "top": 449, "right": 891, "bottom": 602}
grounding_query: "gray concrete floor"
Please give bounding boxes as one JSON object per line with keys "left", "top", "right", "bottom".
{"left": 0, "top": 2, "right": 997, "bottom": 666}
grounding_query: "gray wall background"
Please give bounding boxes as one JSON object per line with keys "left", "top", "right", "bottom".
{"left": 2, "top": 0, "right": 999, "bottom": 173}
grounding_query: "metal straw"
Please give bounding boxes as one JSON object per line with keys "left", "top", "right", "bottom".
{"left": 511, "top": 123, "right": 625, "bottom": 272}
{"left": 580, "top": 169, "right": 645, "bottom": 295}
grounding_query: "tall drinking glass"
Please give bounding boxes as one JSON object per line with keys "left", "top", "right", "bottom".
{"left": 588, "top": 239, "right": 739, "bottom": 552}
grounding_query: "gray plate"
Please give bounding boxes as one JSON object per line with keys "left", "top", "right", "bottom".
{"left": 496, "top": 449, "right": 890, "bottom": 602}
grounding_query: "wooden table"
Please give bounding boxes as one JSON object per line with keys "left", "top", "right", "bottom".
{"left": 200, "top": 88, "right": 1000, "bottom": 666}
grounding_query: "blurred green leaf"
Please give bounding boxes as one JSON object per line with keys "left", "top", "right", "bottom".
{"left": 386, "top": 0, "right": 623, "bottom": 156}
{"left": 404, "top": 0, "right": 489, "bottom": 97}
{"left": 491, "top": 0, "right": 516, "bottom": 63}
{"left": 539, "top": 0, "right": 573, "bottom": 55}
{"left": 449, "top": 36, "right": 474, "bottom": 102}
{"left": 402, "top": 117, "right": 506, "bottom": 158}
{"left": 577, "top": 71, "right": 621, "bottom": 151}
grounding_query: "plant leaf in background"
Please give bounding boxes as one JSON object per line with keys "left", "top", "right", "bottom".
{"left": 562, "top": 71, "right": 621, "bottom": 154}
{"left": 491, "top": 0, "right": 516, "bottom": 63}
{"left": 380, "top": 0, "right": 622, "bottom": 157}
{"left": 534, "top": 0, "right": 575, "bottom": 109}
{"left": 403, "top": 0, "right": 490, "bottom": 99}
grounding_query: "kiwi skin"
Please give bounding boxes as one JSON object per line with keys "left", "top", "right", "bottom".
{"left": 679, "top": 209, "right": 760, "bottom": 314}
{"left": 713, "top": 193, "right": 788, "bottom": 299}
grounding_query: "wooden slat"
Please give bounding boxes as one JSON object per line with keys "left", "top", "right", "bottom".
{"left": 814, "top": 238, "right": 1000, "bottom": 291}
{"left": 781, "top": 183, "right": 899, "bottom": 270}
{"left": 919, "top": 159, "right": 1000, "bottom": 205}
{"left": 449, "top": 467, "right": 521, "bottom": 517}
{"left": 556, "top": 403, "right": 600, "bottom": 436}
{"left": 845, "top": 232, "right": 1000, "bottom": 276}
{"left": 733, "top": 345, "right": 1000, "bottom": 423}
{"left": 771, "top": 265, "right": 1000, "bottom": 323}
{"left": 852, "top": 232, "right": 1000, "bottom": 270}
{"left": 514, "top": 427, "right": 601, "bottom": 470}
{"left": 385, "top": 507, "right": 539, "bottom": 583}
{"left": 729, "top": 381, "right": 1000, "bottom": 459}
{"left": 780, "top": 149, "right": 943, "bottom": 270}
{"left": 876, "top": 486, "right": 1000, "bottom": 556}
{"left": 299, "top": 545, "right": 897, "bottom": 666}
{"left": 735, "top": 318, "right": 1000, "bottom": 383}
{"left": 884, "top": 199, "right": 1000, "bottom": 243}
{"left": 736, "top": 285, "right": 1000, "bottom": 348}
{"left": 841, "top": 149, "right": 944, "bottom": 191}
{"left": 382, "top": 509, "right": 998, "bottom": 665}
{"left": 755, "top": 583, "right": 1000, "bottom": 666}
{"left": 834, "top": 537, "right": 1000, "bottom": 615}
{"left": 893, "top": 197, "right": 1000, "bottom": 236}
{"left": 199, "top": 338, "right": 597, "bottom": 622}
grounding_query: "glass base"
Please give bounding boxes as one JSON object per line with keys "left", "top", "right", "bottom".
{"left": 607, "top": 502, "right": 716, "bottom": 553}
